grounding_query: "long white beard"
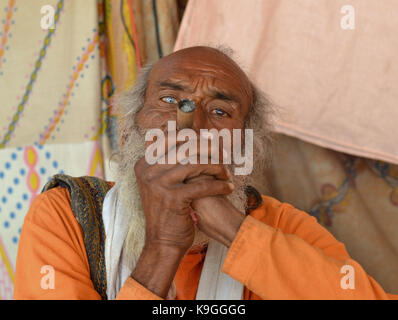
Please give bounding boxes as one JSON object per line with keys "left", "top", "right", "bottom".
{"left": 116, "top": 128, "right": 249, "bottom": 273}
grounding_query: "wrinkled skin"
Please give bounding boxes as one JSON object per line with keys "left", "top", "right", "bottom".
{"left": 131, "top": 46, "right": 253, "bottom": 298}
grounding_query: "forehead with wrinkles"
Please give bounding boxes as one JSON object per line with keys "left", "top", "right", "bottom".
{"left": 146, "top": 46, "right": 253, "bottom": 108}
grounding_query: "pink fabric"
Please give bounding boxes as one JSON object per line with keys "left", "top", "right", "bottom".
{"left": 174, "top": 0, "right": 398, "bottom": 165}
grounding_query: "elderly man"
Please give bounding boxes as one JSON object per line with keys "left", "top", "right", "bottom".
{"left": 14, "top": 46, "right": 395, "bottom": 300}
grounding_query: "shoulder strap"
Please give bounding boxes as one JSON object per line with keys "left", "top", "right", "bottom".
{"left": 245, "top": 185, "right": 263, "bottom": 214}
{"left": 42, "top": 174, "right": 113, "bottom": 300}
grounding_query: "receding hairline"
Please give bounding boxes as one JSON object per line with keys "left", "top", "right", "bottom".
{"left": 145, "top": 46, "right": 254, "bottom": 106}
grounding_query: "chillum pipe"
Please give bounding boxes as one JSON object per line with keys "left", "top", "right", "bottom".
{"left": 177, "top": 99, "right": 196, "bottom": 130}
{"left": 176, "top": 99, "right": 202, "bottom": 225}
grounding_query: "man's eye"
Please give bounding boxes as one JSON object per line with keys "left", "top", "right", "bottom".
{"left": 161, "top": 96, "right": 177, "bottom": 104}
{"left": 211, "top": 108, "right": 229, "bottom": 117}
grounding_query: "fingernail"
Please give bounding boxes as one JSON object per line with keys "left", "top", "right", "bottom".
{"left": 228, "top": 182, "right": 235, "bottom": 190}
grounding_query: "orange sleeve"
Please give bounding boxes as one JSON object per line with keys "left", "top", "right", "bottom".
{"left": 13, "top": 187, "right": 162, "bottom": 300}
{"left": 222, "top": 195, "right": 397, "bottom": 300}
{"left": 116, "top": 277, "right": 163, "bottom": 300}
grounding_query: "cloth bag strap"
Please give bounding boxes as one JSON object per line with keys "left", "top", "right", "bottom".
{"left": 42, "top": 174, "right": 113, "bottom": 300}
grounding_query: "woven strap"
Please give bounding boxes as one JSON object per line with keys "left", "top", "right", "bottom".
{"left": 42, "top": 174, "right": 113, "bottom": 300}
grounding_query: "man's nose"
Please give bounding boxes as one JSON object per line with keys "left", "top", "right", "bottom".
{"left": 191, "top": 102, "right": 208, "bottom": 132}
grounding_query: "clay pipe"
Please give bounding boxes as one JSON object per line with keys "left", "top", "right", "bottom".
{"left": 177, "top": 99, "right": 196, "bottom": 130}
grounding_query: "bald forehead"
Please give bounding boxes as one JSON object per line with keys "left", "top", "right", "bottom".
{"left": 153, "top": 47, "right": 243, "bottom": 75}
{"left": 148, "top": 47, "right": 253, "bottom": 104}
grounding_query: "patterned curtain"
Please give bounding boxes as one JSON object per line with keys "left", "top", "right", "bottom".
{"left": 253, "top": 133, "right": 398, "bottom": 294}
{"left": 99, "top": 0, "right": 180, "bottom": 176}
{"left": 0, "top": 0, "right": 181, "bottom": 300}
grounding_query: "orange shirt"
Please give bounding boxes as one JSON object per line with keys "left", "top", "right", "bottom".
{"left": 14, "top": 186, "right": 397, "bottom": 300}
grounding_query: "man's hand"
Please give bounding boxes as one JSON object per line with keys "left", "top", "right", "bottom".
{"left": 192, "top": 196, "right": 245, "bottom": 248}
{"left": 134, "top": 157, "right": 233, "bottom": 251}
{"left": 131, "top": 136, "right": 234, "bottom": 298}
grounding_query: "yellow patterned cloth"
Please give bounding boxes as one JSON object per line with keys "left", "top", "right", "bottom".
{"left": 101, "top": 0, "right": 179, "bottom": 155}
{"left": 0, "top": 0, "right": 103, "bottom": 147}
{"left": 0, "top": 0, "right": 106, "bottom": 300}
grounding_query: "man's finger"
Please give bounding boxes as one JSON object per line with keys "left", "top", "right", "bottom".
{"left": 160, "top": 163, "right": 230, "bottom": 185}
{"left": 178, "top": 179, "right": 234, "bottom": 202}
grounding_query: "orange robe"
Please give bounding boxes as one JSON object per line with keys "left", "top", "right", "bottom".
{"left": 14, "top": 186, "right": 397, "bottom": 300}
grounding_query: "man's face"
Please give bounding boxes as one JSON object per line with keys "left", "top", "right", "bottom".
{"left": 118, "top": 47, "right": 256, "bottom": 264}
{"left": 136, "top": 47, "right": 253, "bottom": 132}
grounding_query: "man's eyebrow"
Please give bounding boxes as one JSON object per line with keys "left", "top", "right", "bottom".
{"left": 157, "top": 80, "right": 239, "bottom": 103}
{"left": 157, "top": 81, "right": 190, "bottom": 91}
{"left": 212, "top": 90, "right": 238, "bottom": 103}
